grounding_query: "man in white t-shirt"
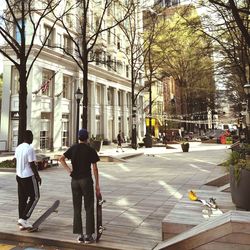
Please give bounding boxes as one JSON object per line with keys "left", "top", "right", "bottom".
{"left": 14, "top": 130, "right": 41, "bottom": 230}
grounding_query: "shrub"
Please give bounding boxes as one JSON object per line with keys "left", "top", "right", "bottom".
{"left": 0, "top": 159, "right": 16, "bottom": 168}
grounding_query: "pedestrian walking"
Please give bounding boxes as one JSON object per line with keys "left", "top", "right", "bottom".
{"left": 116, "top": 130, "right": 124, "bottom": 152}
{"left": 59, "top": 128, "right": 101, "bottom": 244}
{"left": 15, "top": 130, "right": 41, "bottom": 230}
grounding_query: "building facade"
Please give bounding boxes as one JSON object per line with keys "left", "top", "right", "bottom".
{"left": 0, "top": 0, "right": 145, "bottom": 152}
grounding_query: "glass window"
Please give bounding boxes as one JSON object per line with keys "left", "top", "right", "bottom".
{"left": 64, "top": 35, "right": 72, "bottom": 53}
{"left": 44, "top": 25, "right": 54, "bottom": 46}
{"left": 40, "top": 114, "right": 50, "bottom": 150}
{"left": 62, "top": 115, "right": 69, "bottom": 147}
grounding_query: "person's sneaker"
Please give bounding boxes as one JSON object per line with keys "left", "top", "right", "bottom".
{"left": 84, "top": 235, "right": 95, "bottom": 244}
{"left": 77, "top": 235, "right": 84, "bottom": 243}
{"left": 17, "top": 218, "right": 32, "bottom": 229}
{"left": 19, "top": 225, "right": 26, "bottom": 231}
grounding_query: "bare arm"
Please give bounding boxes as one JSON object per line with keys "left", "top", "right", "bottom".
{"left": 92, "top": 163, "right": 101, "bottom": 196}
{"left": 59, "top": 154, "right": 72, "bottom": 175}
{"left": 30, "top": 161, "right": 42, "bottom": 185}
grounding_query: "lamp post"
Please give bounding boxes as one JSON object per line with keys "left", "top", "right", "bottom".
{"left": 75, "top": 87, "right": 83, "bottom": 143}
{"left": 243, "top": 83, "right": 250, "bottom": 143}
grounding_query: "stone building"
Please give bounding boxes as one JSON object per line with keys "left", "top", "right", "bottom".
{"left": 0, "top": 0, "right": 145, "bottom": 152}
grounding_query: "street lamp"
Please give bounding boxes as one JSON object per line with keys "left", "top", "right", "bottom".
{"left": 75, "top": 87, "right": 83, "bottom": 143}
{"left": 243, "top": 83, "right": 250, "bottom": 143}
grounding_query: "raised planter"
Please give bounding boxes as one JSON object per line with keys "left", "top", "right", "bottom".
{"left": 230, "top": 165, "right": 250, "bottom": 210}
{"left": 90, "top": 140, "right": 103, "bottom": 152}
{"left": 181, "top": 143, "right": 189, "bottom": 152}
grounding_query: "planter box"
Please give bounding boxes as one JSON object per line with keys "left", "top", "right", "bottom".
{"left": 230, "top": 165, "right": 250, "bottom": 210}
{"left": 90, "top": 140, "right": 103, "bottom": 152}
{"left": 181, "top": 143, "right": 189, "bottom": 152}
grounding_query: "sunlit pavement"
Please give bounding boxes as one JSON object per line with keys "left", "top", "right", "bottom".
{"left": 0, "top": 142, "right": 230, "bottom": 250}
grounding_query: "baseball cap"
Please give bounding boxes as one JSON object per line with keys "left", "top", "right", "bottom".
{"left": 78, "top": 128, "right": 89, "bottom": 140}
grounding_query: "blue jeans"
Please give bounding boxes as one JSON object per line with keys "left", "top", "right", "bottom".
{"left": 71, "top": 177, "right": 95, "bottom": 235}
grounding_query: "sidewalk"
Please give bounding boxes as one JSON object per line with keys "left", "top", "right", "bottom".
{"left": 0, "top": 142, "right": 230, "bottom": 249}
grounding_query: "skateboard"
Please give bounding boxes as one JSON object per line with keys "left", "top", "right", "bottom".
{"left": 96, "top": 194, "right": 105, "bottom": 242}
{"left": 28, "top": 200, "right": 60, "bottom": 232}
{"left": 188, "top": 190, "right": 223, "bottom": 219}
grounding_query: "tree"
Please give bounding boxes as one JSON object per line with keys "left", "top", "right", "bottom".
{"left": 195, "top": 1, "right": 250, "bottom": 111}
{"left": 143, "top": 7, "right": 166, "bottom": 135}
{"left": 156, "top": 6, "right": 215, "bottom": 131}
{"left": 0, "top": 0, "right": 68, "bottom": 144}
{"left": 115, "top": 0, "right": 149, "bottom": 148}
{"left": 57, "top": 0, "right": 132, "bottom": 130}
{"left": 208, "top": 0, "right": 250, "bottom": 48}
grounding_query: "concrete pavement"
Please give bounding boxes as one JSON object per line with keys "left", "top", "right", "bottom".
{"left": 0, "top": 142, "right": 231, "bottom": 249}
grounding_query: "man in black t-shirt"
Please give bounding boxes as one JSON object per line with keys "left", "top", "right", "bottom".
{"left": 59, "top": 129, "right": 100, "bottom": 244}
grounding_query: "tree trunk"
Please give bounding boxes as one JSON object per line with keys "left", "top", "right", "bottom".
{"left": 82, "top": 57, "right": 88, "bottom": 129}
{"left": 18, "top": 65, "right": 27, "bottom": 145}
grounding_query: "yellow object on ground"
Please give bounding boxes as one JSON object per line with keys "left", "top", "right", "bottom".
{"left": 188, "top": 190, "right": 198, "bottom": 201}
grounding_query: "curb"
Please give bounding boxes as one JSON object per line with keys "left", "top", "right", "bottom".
{"left": 0, "top": 231, "right": 115, "bottom": 250}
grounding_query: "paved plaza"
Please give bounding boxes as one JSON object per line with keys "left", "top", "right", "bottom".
{"left": 0, "top": 142, "right": 230, "bottom": 249}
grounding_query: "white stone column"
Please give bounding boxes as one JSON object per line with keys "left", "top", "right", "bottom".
{"left": 89, "top": 80, "right": 96, "bottom": 137}
{"left": 52, "top": 71, "right": 63, "bottom": 149}
{"left": 102, "top": 85, "right": 108, "bottom": 139}
{"left": 0, "top": 65, "right": 11, "bottom": 150}
{"left": 122, "top": 90, "right": 128, "bottom": 139}
{"left": 113, "top": 88, "right": 118, "bottom": 139}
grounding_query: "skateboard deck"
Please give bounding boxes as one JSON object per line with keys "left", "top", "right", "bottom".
{"left": 96, "top": 194, "right": 105, "bottom": 242}
{"left": 28, "top": 200, "right": 60, "bottom": 232}
{"left": 188, "top": 190, "right": 223, "bottom": 219}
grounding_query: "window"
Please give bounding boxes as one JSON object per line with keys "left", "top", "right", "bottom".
{"left": 63, "top": 75, "right": 72, "bottom": 99}
{"left": 139, "top": 72, "right": 142, "bottom": 85}
{"left": 117, "top": 35, "right": 121, "bottom": 50}
{"left": 62, "top": 114, "right": 69, "bottom": 147}
{"left": 11, "top": 66, "right": 19, "bottom": 94}
{"left": 113, "top": 57, "right": 116, "bottom": 71}
{"left": 107, "top": 30, "right": 111, "bottom": 44}
{"left": 40, "top": 114, "right": 50, "bottom": 150}
{"left": 95, "top": 51, "right": 101, "bottom": 65}
{"left": 58, "top": 34, "right": 62, "bottom": 47}
{"left": 126, "top": 65, "right": 129, "bottom": 78}
{"left": 64, "top": 35, "right": 72, "bottom": 53}
{"left": 107, "top": 55, "right": 112, "bottom": 71}
{"left": 44, "top": 25, "right": 54, "bottom": 46}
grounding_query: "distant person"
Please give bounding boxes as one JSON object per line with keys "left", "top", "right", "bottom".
{"left": 15, "top": 130, "right": 41, "bottom": 230}
{"left": 59, "top": 128, "right": 101, "bottom": 244}
{"left": 116, "top": 130, "right": 124, "bottom": 152}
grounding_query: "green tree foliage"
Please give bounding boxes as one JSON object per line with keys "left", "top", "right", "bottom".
{"left": 198, "top": 0, "right": 250, "bottom": 112}
{"left": 154, "top": 6, "right": 215, "bottom": 116}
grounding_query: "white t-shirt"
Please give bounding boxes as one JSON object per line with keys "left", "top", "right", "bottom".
{"left": 15, "top": 142, "right": 37, "bottom": 178}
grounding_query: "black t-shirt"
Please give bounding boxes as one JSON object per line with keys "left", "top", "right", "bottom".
{"left": 64, "top": 143, "right": 100, "bottom": 179}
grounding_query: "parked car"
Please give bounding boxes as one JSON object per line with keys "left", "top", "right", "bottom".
{"left": 200, "top": 129, "right": 226, "bottom": 142}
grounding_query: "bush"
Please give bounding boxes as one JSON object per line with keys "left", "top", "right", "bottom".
{"left": 0, "top": 159, "right": 16, "bottom": 168}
